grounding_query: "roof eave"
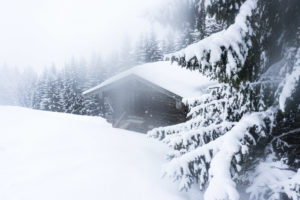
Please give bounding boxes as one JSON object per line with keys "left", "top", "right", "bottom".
{"left": 82, "top": 74, "right": 183, "bottom": 101}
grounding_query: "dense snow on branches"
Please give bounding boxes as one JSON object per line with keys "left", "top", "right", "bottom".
{"left": 247, "top": 153, "right": 300, "bottom": 200}
{"left": 1, "top": 0, "right": 298, "bottom": 199}
{"left": 279, "top": 48, "right": 300, "bottom": 112}
{"left": 166, "top": 0, "right": 258, "bottom": 82}
{"left": 149, "top": 83, "right": 275, "bottom": 199}
{"left": 149, "top": 0, "right": 300, "bottom": 199}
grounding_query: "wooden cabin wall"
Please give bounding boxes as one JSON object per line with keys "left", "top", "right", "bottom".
{"left": 102, "top": 78, "right": 188, "bottom": 132}
{"left": 132, "top": 79, "right": 187, "bottom": 124}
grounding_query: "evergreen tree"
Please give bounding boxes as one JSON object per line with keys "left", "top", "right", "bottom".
{"left": 118, "top": 35, "right": 136, "bottom": 71}
{"left": 161, "top": 31, "right": 176, "bottom": 55}
{"left": 134, "top": 34, "right": 147, "bottom": 65}
{"left": 144, "top": 30, "right": 163, "bottom": 62}
{"left": 38, "top": 69, "right": 52, "bottom": 111}
{"left": 60, "top": 63, "right": 84, "bottom": 115}
{"left": 32, "top": 78, "right": 43, "bottom": 110}
{"left": 87, "top": 54, "right": 106, "bottom": 88}
{"left": 81, "top": 55, "right": 106, "bottom": 116}
{"left": 47, "top": 65, "right": 63, "bottom": 112}
{"left": 149, "top": 0, "right": 300, "bottom": 199}
{"left": 16, "top": 67, "right": 38, "bottom": 108}
{"left": 152, "top": 0, "right": 219, "bottom": 47}
{"left": 105, "top": 50, "right": 122, "bottom": 76}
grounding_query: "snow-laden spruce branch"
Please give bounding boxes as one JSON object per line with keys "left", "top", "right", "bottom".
{"left": 149, "top": 82, "right": 273, "bottom": 196}
{"left": 151, "top": 46, "right": 300, "bottom": 199}
{"left": 162, "top": 111, "right": 272, "bottom": 200}
{"left": 271, "top": 127, "right": 300, "bottom": 150}
{"left": 149, "top": 0, "right": 299, "bottom": 199}
{"left": 165, "top": 0, "right": 257, "bottom": 81}
{"left": 149, "top": 84, "right": 242, "bottom": 151}
{"left": 247, "top": 154, "right": 300, "bottom": 200}
{"left": 160, "top": 121, "right": 236, "bottom": 158}
{"left": 278, "top": 47, "right": 300, "bottom": 111}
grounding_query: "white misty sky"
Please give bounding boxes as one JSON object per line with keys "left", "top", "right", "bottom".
{"left": 0, "top": 0, "right": 164, "bottom": 72}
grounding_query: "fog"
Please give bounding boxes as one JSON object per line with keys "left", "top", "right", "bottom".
{"left": 0, "top": 0, "right": 164, "bottom": 71}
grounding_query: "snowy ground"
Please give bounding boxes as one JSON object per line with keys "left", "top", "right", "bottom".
{"left": 0, "top": 106, "right": 201, "bottom": 200}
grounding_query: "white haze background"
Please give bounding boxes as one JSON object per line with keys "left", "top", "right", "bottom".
{"left": 0, "top": 0, "right": 165, "bottom": 72}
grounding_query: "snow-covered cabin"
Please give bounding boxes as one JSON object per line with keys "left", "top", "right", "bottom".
{"left": 83, "top": 61, "right": 215, "bottom": 133}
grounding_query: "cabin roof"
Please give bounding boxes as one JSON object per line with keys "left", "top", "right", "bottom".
{"left": 83, "top": 61, "right": 216, "bottom": 98}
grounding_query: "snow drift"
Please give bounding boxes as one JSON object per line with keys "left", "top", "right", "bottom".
{"left": 0, "top": 106, "right": 200, "bottom": 200}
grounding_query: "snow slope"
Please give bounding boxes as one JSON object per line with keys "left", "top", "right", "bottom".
{"left": 0, "top": 106, "right": 200, "bottom": 200}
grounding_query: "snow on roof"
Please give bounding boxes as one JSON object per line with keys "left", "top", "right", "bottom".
{"left": 83, "top": 61, "right": 217, "bottom": 98}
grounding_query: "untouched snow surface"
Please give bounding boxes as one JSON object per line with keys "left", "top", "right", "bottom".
{"left": 0, "top": 106, "right": 201, "bottom": 200}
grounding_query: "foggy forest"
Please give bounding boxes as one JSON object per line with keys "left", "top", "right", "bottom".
{"left": 0, "top": 0, "right": 299, "bottom": 200}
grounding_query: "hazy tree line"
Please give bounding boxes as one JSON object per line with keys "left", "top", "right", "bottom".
{"left": 0, "top": 25, "right": 203, "bottom": 115}
{"left": 0, "top": 0, "right": 225, "bottom": 116}
{"left": 2, "top": 0, "right": 299, "bottom": 198}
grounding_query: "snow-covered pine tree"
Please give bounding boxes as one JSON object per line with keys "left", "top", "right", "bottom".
{"left": 152, "top": 0, "right": 224, "bottom": 52}
{"left": 145, "top": 30, "right": 163, "bottom": 63}
{"left": 38, "top": 69, "right": 52, "bottom": 111}
{"left": 134, "top": 34, "right": 147, "bottom": 65}
{"left": 162, "top": 30, "right": 177, "bottom": 55}
{"left": 16, "top": 67, "right": 38, "bottom": 108}
{"left": 32, "top": 65, "right": 65, "bottom": 112}
{"left": 81, "top": 54, "right": 105, "bottom": 116}
{"left": 118, "top": 35, "right": 136, "bottom": 71}
{"left": 47, "top": 65, "right": 64, "bottom": 112}
{"left": 149, "top": 0, "right": 300, "bottom": 199}
{"left": 82, "top": 94, "right": 103, "bottom": 116}
{"left": 60, "top": 64, "right": 85, "bottom": 115}
{"left": 32, "top": 78, "right": 42, "bottom": 110}
{"left": 105, "top": 50, "right": 123, "bottom": 76}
